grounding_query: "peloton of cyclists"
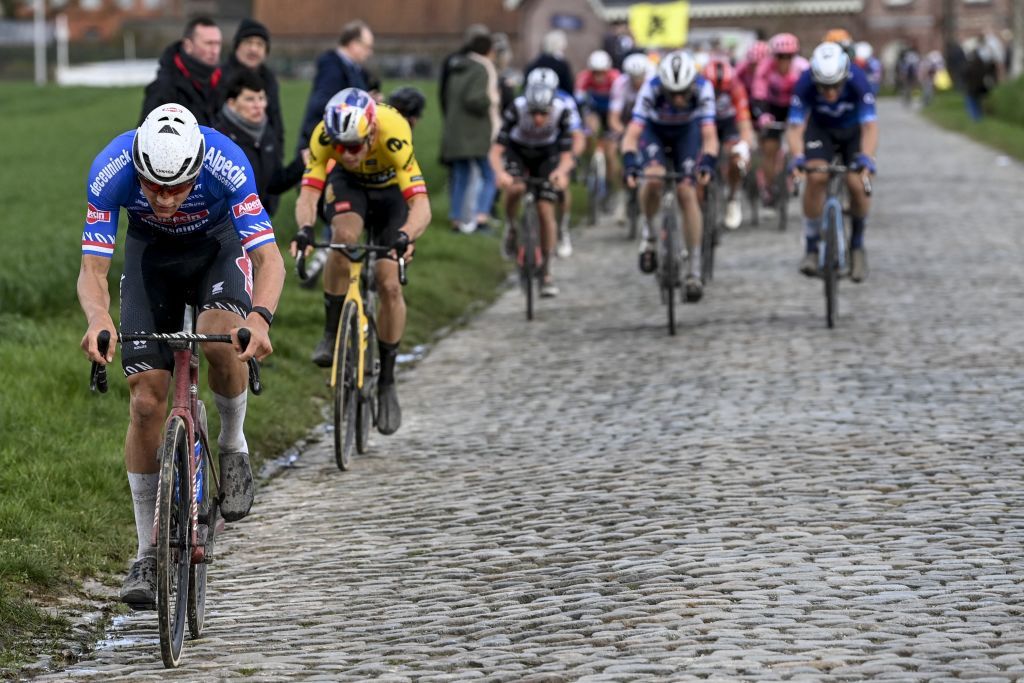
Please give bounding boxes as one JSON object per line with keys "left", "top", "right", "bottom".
{"left": 787, "top": 41, "right": 878, "bottom": 283}
{"left": 621, "top": 50, "right": 719, "bottom": 303}
{"left": 575, "top": 50, "right": 622, "bottom": 214}
{"left": 490, "top": 80, "right": 577, "bottom": 297}
{"left": 703, "top": 56, "right": 755, "bottom": 230}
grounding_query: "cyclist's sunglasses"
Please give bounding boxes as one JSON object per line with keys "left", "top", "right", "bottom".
{"left": 338, "top": 137, "right": 370, "bottom": 154}
{"left": 138, "top": 175, "right": 195, "bottom": 194}
{"left": 776, "top": 53, "right": 796, "bottom": 61}
{"left": 527, "top": 106, "right": 552, "bottom": 115}
{"left": 816, "top": 81, "right": 845, "bottom": 94}
{"left": 665, "top": 87, "right": 692, "bottom": 98}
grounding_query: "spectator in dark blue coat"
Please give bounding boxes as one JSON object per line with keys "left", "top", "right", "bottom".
{"left": 296, "top": 19, "right": 374, "bottom": 154}
{"left": 524, "top": 30, "right": 573, "bottom": 97}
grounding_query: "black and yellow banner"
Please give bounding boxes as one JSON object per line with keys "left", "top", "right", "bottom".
{"left": 629, "top": 1, "right": 690, "bottom": 49}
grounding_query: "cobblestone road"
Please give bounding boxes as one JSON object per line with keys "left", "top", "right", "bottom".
{"left": 35, "top": 102, "right": 1024, "bottom": 681}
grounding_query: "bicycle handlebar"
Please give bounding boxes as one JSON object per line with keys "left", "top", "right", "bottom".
{"left": 296, "top": 242, "right": 407, "bottom": 286}
{"left": 800, "top": 164, "right": 873, "bottom": 196}
{"left": 89, "top": 328, "right": 262, "bottom": 395}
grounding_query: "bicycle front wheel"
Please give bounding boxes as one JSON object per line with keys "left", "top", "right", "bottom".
{"left": 701, "top": 182, "right": 717, "bottom": 284}
{"left": 661, "top": 209, "right": 680, "bottom": 336}
{"left": 333, "top": 302, "right": 359, "bottom": 470}
{"left": 187, "top": 401, "right": 214, "bottom": 639}
{"left": 521, "top": 197, "right": 539, "bottom": 321}
{"left": 157, "top": 416, "right": 191, "bottom": 668}
{"left": 356, "top": 316, "right": 377, "bottom": 454}
{"left": 824, "top": 207, "right": 841, "bottom": 328}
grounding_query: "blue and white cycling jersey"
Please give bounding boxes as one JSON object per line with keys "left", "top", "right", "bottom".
{"left": 82, "top": 126, "right": 276, "bottom": 258}
{"left": 630, "top": 75, "right": 716, "bottom": 130}
{"left": 787, "top": 65, "right": 877, "bottom": 130}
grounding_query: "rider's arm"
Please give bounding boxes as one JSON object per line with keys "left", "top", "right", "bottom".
{"left": 489, "top": 141, "right": 507, "bottom": 179}
{"left": 295, "top": 122, "right": 332, "bottom": 228}
{"left": 697, "top": 82, "right": 720, "bottom": 158}
{"left": 786, "top": 120, "right": 806, "bottom": 159}
{"left": 245, "top": 242, "right": 285, "bottom": 333}
{"left": 400, "top": 194, "right": 431, "bottom": 242}
{"left": 861, "top": 120, "right": 879, "bottom": 159}
{"left": 786, "top": 78, "right": 811, "bottom": 160}
{"left": 700, "top": 122, "right": 720, "bottom": 158}
{"left": 78, "top": 255, "right": 116, "bottom": 363}
{"left": 621, "top": 120, "right": 643, "bottom": 154}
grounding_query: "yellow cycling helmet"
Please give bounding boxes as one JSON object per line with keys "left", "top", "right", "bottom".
{"left": 823, "top": 28, "right": 853, "bottom": 45}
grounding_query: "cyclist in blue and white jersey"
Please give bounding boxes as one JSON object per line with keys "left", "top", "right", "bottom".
{"left": 525, "top": 67, "right": 585, "bottom": 257}
{"left": 787, "top": 42, "right": 878, "bottom": 282}
{"left": 78, "top": 104, "right": 285, "bottom": 608}
{"left": 621, "top": 50, "right": 719, "bottom": 302}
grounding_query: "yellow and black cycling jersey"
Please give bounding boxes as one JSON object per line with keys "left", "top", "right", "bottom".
{"left": 301, "top": 103, "right": 428, "bottom": 201}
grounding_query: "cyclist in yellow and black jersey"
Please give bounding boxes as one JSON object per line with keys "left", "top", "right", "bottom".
{"left": 291, "top": 88, "right": 431, "bottom": 436}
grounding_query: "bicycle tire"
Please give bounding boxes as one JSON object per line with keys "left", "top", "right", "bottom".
{"left": 662, "top": 208, "right": 680, "bottom": 336}
{"left": 701, "top": 181, "right": 717, "bottom": 284}
{"left": 776, "top": 169, "right": 789, "bottom": 232}
{"left": 627, "top": 189, "right": 639, "bottom": 240}
{"left": 187, "top": 401, "right": 214, "bottom": 639}
{"left": 824, "top": 206, "right": 840, "bottom": 329}
{"left": 157, "top": 416, "right": 191, "bottom": 668}
{"left": 745, "top": 169, "right": 760, "bottom": 226}
{"left": 586, "top": 160, "right": 599, "bottom": 226}
{"left": 356, "top": 316, "right": 377, "bottom": 454}
{"left": 521, "top": 195, "right": 538, "bottom": 321}
{"left": 333, "top": 302, "right": 359, "bottom": 470}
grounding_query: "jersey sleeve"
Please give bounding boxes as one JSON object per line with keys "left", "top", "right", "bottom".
{"left": 696, "top": 80, "right": 716, "bottom": 125}
{"left": 563, "top": 95, "right": 584, "bottom": 131}
{"left": 787, "top": 74, "right": 812, "bottom": 125}
{"left": 852, "top": 69, "right": 878, "bottom": 124}
{"left": 205, "top": 131, "right": 276, "bottom": 253}
{"left": 631, "top": 79, "right": 655, "bottom": 125}
{"left": 82, "top": 132, "right": 135, "bottom": 259}
{"left": 751, "top": 61, "right": 769, "bottom": 102}
{"left": 300, "top": 121, "right": 334, "bottom": 191}
{"left": 731, "top": 81, "right": 752, "bottom": 121}
{"left": 382, "top": 112, "right": 428, "bottom": 201}
{"left": 609, "top": 75, "right": 628, "bottom": 113}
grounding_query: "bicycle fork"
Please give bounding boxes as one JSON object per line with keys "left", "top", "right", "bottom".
{"left": 818, "top": 198, "right": 847, "bottom": 272}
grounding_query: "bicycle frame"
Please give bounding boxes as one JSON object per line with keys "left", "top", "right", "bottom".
{"left": 821, "top": 171, "right": 848, "bottom": 273}
{"left": 331, "top": 257, "right": 371, "bottom": 394}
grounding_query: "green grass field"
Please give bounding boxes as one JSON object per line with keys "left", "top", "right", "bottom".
{"left": 921, "top": 83, "right": 1024, "bottom": 161}
{"left": 0, "top": 79, "right": 507, "bottom": 671}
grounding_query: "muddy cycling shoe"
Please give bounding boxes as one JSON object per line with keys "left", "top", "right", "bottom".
{"left": 850, "top": 248, "right": 868, "bottom": 282}
{"left": 684, "top": 274, "right": 704, "bottom": 303}
{"left": 799, "top": 252, "right": 819, "bottom": 278}
{"left": 219, "top": 451, "right": 254, "bottom": 522}
{"left": 120, "top": 556, "right": 157, "bottom": 609}
{"left": 377, "top": 383, "right": 402, "bottom": 436}
{"left": 724, "top": 198, "right": 742, "bottom": 230}
{"left": 540, "top": 280, "right": 560, "bottom": 298}
{"left": 311, "top": 333, "right": 334, "bottom": 367}
{"left": 638, "top": 245, "right": 657, "bottom": 274}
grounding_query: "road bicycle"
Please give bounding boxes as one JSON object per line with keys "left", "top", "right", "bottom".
{"left": 506, "top": 176, "right": 554, "bottom": 322}
{"left": 90, "top": 320, "right": 262, "bottom": 668}
{"left": 625, "top": 183, "right": 640, "bottom": 240}
{"left": 298, "top": 242, "right": 406, "bottom": 470}
{"left": 700, "top": 165, "right": 722, "bottom": 284}
{"left": 803, "top": 163, "right": 872, "bottom": 328}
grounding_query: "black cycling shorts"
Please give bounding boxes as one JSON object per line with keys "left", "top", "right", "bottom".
{"left": 804, "top": 119, "right": 862, "bottom": 166}
{"left": 761, "top": 104, "right": 790, "bottom": 140}
{"left": 120, "top": 222, "right": 253, "bottom": 376}
{"left": 504, "top": 143, "right": 561, "bottom": 202}
{"left": 322, "top": 168, "right": 409, "bottom": 246}
{"left": 716, "top": 116, "right": 740, "bottom": 144}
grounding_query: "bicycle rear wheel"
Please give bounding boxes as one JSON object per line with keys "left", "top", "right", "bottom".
{"left": 661, "top": 208, "right": 680, "bottom": 336}
{"left": 520, "top": 196, "right": 539, "bottom": 321}
{"left": 824, "top": 207, "right": 840, "bottom": 328}
{"left": 586, "top": 153, "right": 602, "bottom": 226}
{"left": 187, "top": 401, "right": 214, "bottom": 639}
{"left": 626, "top": 188, "right": 639, "bottom": 240}
{"left": 157, "top": 416, "right": 191, "bottom": 668}
{"left": 776, "top": 168, "right": 789, "bottom": 231}
{"left": 701, "top": 181, "right": 718, "bottom": 284}
{"left": 332, "top": 302, "right": 359, "bottom": 470}
{"left": 356, "top": 316, "right": 378, "bottom": 454}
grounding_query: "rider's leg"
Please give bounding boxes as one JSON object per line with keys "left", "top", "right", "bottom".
{"left": 677, "top": 180, "right": 702, "bottom": 278}
{"left": 537, "top": 197, "right": 558, "bottom": 278}
{"left": 125, "top": 371, "right": 172, "bottom": 559}
{"left": 320, "top": 211, "right": 363, "bottom": 333}
{"left": 800, "top": 160, "right": 829, "bottom": 275}
{"left": 375, "top": 258, "right": 405, "bottom": 374}
{"left": 760, "top": 137, "right": 780, "bottom": 193}
{"left": 198, "top": 308, "right": 248, "bottom": 450}
{"left": 603, "top": 135, "right": 620, "bottom": 196}
{"left": 846, "top": 173, "right": 872, "bottom": 249}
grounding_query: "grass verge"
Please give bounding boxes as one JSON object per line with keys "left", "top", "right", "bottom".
{"left": 0, "top": 79, "right": 507, "bottom": 673}
{"left": 920, "top": 89, "right": 1024, "bottom": 161}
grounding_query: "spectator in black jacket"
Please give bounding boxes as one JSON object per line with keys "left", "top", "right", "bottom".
{"left": 524, "top": 30, "right": 573, "bottom": 96}
{"left": 219, "top": 18, "right": 284, "bottom": 156}
{"left": 296, "top": 19, "right": 374, "bottom": 155}
{"left": 140, "top": 16, "right": 223, "bottom": 125}
{"left": 215, "top": 70, "right": 303, "bottom": 217}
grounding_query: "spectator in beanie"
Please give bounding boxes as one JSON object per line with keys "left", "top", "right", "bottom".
{"left": 215, "top": 70, "right": 303, "bottom": 217}
{"left": 140, "top": 16, "right": 223, "bottom": 125}
{"left": 219, "top": 18, "right": 284, "bottom": 154}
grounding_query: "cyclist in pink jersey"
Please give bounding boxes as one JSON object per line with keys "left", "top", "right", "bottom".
{"left": 751, "top": 33, "right": 809, "bottom": 206}
{"left": 735, "top": 40, "right": 769, "bottom": 95}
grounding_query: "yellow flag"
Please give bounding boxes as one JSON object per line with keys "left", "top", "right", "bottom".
{"left": 629, "top": 1, "right": 690, "bottom": 49}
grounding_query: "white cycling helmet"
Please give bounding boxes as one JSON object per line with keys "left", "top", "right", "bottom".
{"left": 623, "top": 53, "right": 651, "bottom": 79}
{"left": 526, "top": 66, "right": 559, "bottom": 90}
{"left": 854, "top": 41, "right": 873, "bottom": 62}
{"left": 657, "top": 50, "right": 698, "bottom": 93}
{"left": 588, "top": 49, "right": 612, "bottom": 71}
{"left": 810, "top": 42, "right": 851, "bottom": 86}
{"left": 133, "top": 104, "right": 205, "bottom": 186}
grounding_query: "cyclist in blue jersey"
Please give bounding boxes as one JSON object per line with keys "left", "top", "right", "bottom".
{"left": 621, "top": 50, "right": 719, "bottom": 302}
{"left": 787, "top": 42, "right": 878, "bottom": 282}
{"left": 77, "top": 104, "right": 285, "bottom": 608}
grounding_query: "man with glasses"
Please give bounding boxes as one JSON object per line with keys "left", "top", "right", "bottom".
{"left": 621, "top": 50, "right": 719, "bottom": 303}
{"left": 787, "top": 42, "right": 878, "bottom": 282}
{"left": 291, "top": 88, "right": 431, "bottom": 435}
{"left": 751, "top": 33, "right": 808, "bottom": 207}
{"left": 78, "top": 104, "right": 285, "bottom": 608}
{"left": 489, "top": 81, "right": 576, "bottom": 297}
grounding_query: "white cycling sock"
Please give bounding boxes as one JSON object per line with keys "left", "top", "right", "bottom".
{"left": 214, "top": 390, "right": 248, "bottom": 454}
{"left": 128, "top": 471, "right": 159, "bottom": 560}
{"left": 689, "top": 245, "right": 702, "bottom": 278}
{"left": 804, "top": 217, "right": 823, "bottom": 247}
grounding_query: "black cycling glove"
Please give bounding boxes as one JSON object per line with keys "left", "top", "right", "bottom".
{"left": 392, "top": 230, "right": 411, "bottom": 259}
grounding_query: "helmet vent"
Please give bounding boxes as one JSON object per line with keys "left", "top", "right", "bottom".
{"left": 158, "top": 125, "right": 180, "bottom": 135}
